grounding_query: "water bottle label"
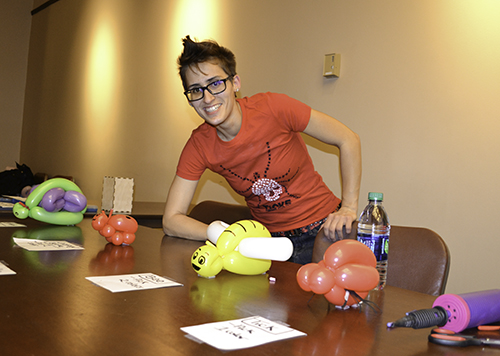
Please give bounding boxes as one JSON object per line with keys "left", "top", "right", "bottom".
{"left": 381, "top": 236, "right": 389, "bottom": 261}
{"left": 357, "top": 233, "right": 389, "bottom": 262}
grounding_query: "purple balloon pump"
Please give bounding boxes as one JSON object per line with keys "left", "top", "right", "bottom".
{"left": 387, "top": 289, "right": 500, "bottom": 332}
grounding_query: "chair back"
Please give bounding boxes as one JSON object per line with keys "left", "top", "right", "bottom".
{"left": 188, "top": 200, "right": 253, "bottom": 225}
{"left": 312, "top": 221, "right": 450, "bottom": 296}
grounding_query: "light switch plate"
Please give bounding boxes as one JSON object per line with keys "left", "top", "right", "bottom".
{"left": 323, "top": 53, "right": 340, "bottom": 77}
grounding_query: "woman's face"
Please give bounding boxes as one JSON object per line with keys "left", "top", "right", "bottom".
{"left": 184, "top": 61, "right": 241, "bottom": 134}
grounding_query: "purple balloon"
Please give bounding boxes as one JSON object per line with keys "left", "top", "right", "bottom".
{"left": 29, "top": 184, "right": 40, "bottom": 196}
{"left": 41, "top": 188, "right": 65, "bottom": 212}
{"left": 63, "top": 191, "right": 87, "bottom": 212}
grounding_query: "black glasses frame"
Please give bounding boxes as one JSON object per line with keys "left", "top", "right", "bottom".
{"left": 184, "top": 75, "right": 234, "bottom": 102}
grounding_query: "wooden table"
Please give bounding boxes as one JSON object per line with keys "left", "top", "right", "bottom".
{"left": 1, "top": 216, "right": 499, "bottom": 355}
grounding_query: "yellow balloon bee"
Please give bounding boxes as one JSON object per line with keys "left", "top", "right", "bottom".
{"left": 191, "top": 220, "right": 293, "bottom": 278}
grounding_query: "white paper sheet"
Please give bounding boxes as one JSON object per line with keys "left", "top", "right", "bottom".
{"left": 13, "top": 238, "right": 84, "bottom": 251}
{"left": 86, "top": 273, "right": 183, "bottom": 293}
{"left": 0, "top": 261, "right": 16, "bottom": 275}
{"left": 181, "top": 316, "right": 306, "bottom": 351}
{"left": 0, "top": 202, "right": 14, "bottom": 210}
{"left": 0, "top": 222, "right": 26, "bottom": 227}
{"left": 1, "top": 195, "right": 26, "bottom": 202}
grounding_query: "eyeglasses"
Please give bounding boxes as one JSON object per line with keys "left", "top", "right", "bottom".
{"left": 184, "top": 76, "right": 234, "bottom": 102}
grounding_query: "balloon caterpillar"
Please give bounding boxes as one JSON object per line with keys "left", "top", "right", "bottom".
{"left": 296, "top": 240, "right": 380, "bottom": 308}
{"left": 13, "top": 178, "right": 87, "bottom": 225}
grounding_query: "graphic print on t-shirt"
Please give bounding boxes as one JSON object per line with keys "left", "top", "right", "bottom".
{"left": 220, "top": 142, "right": 300, "bottom": 209}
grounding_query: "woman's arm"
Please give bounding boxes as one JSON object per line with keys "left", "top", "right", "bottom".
{"left": 162, "top": 175, "right": 209, "bottom": 240}
{"left": 303, "top": 109, "right": 362, "bottom": 240}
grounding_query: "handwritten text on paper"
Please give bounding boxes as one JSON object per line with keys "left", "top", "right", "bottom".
{"left": 86, "top": 273, "right": 183, "bottom": 293}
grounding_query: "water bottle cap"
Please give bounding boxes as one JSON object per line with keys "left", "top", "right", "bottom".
{"left": 368, "top": 192, "right": 383, "bottom": 201}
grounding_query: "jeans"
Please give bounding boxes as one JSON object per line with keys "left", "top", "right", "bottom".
{"left": 285, "top": 223, "right": 324, "bottom": 264}
{"left": 271, "top": 203, "right": 340, "bottom": 265}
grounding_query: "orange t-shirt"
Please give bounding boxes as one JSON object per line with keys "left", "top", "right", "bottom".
{"left": 176, "top": 92, "right": 340, "bottom": 232}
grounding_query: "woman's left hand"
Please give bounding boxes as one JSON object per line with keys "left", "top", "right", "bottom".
{"left": 321, "top": 207, "right": 357, "bottom": 241}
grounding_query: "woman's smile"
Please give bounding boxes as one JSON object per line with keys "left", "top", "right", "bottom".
{"left": 204, "top": 103, "right": 222, "bottom": 114}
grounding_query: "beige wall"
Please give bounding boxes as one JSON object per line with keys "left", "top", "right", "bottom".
{"left": 0, "top": 0, "right": 32, "bottom": 170}
{"left": 18, "top": 0, "right": 500, "bottom": 294}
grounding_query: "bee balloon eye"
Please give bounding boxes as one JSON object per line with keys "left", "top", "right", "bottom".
{"left": 198, "top": 256, "right": 206, "bottom": 265}
{"left": 192, "top": 251, "right": 199, "bottom": 260}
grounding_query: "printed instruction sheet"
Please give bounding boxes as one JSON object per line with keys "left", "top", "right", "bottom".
{"left": 181, "top": 316, "right": 306, "bottom": 351}
{"left": 13, "top": 238, "right": 84, "bottom": 251}
{"left": 86, "top": 273, "right": 183, "bottom": 293}
{"left": 0, "top": 222, "right": 26, "bottom": 227}
{"left": 0, "top": 261, "right": 16, "bottom": 275}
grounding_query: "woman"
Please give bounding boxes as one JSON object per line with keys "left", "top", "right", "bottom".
{"left": 163, "top": 36, "right": 361, "bottom": 264}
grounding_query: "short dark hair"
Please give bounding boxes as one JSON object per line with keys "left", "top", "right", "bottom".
{"left": 177, "top": 36, "right": 237, "bottom": 90}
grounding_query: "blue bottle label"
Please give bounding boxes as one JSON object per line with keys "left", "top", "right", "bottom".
{"left": 357, "top": 233, "right": 389, "bottom": 262}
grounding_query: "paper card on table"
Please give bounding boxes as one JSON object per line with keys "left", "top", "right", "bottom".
{"left": 2, "top": 195, "right": 26, "bottom": 202}
{"left": 0, "top": 222, "right": 26, "bottom": 227}
{"left": 0, "top": 202, "right": 14, "bottom": 210}
{"left": 0, "top": 261, "right": 16, "bottom": 275}
{"left": 86, "top": 273, "right": 183, "bottom": 293}
{"left": 13, "top": 238, "right": 84, "bottom": 251}
{"left": 181, "top": 316, "right": 307, "bottom": 351}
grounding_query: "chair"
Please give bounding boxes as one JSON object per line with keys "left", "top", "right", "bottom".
{"left": 33, "top": 172, "right": 48, "bottom": 184}
{"left": 188, "top": 200, "right": 253, "bottom": 225}
{"left": 312, "top": 221, "right": 450, "bottom": 296}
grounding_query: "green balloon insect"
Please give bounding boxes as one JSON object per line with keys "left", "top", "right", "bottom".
{"left": 13, "top": 178, "right": 87, "bottom": 225}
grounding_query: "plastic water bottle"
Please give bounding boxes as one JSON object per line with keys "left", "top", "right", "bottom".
{"left": 357, "top": 192, "right": 390, "bottom": 290}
